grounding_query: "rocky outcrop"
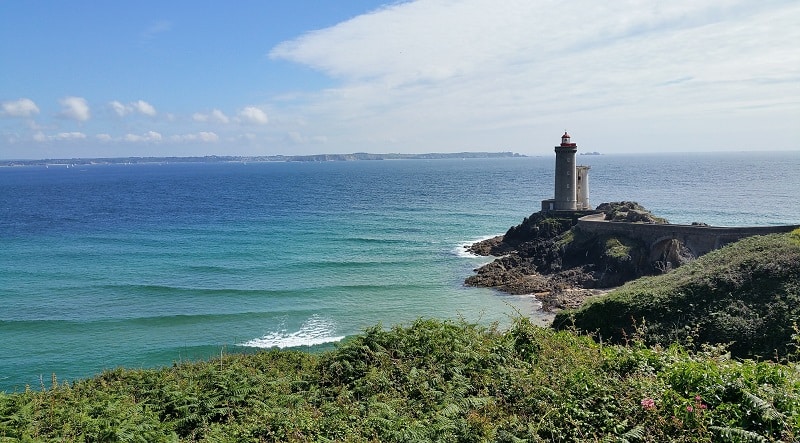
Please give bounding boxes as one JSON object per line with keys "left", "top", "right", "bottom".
{"left": 465, "top": 202, "right": 671, "bottom": 311}
{"left": 597, "top": 201, "right": 667, "bottom": 223}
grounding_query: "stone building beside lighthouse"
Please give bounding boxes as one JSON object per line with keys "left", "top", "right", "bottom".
{"left": 541, "top": 132, "right": 591, "bottom": 212}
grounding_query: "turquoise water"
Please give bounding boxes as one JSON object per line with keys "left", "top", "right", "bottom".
{"left": 1, "top": 152, "right": 799, "bottom": 391}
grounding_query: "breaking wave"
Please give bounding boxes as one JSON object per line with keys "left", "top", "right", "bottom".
{"left": 240, "top": 314, "right": 345, "bottom": 349}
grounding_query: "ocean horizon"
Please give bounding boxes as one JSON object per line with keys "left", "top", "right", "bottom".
{"left": 2, "top": 151, "right": 799, "bottom": 391}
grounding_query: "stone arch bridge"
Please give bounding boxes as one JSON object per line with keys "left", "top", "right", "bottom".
{"left": 576, "top": 213, "right": 799, "bottom": 258}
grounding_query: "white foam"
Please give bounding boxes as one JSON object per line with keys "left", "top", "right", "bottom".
{"left": 453, "top": 234, "right": 503, "bottom": 258}
{"left": 241, "top": 314, "right": 345, "bottom": 349}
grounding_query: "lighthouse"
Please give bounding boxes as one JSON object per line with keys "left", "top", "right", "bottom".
{"left": 541, "top": 132, "right": 591, "bottom": 212}
{"left": 554, "top": 132, "right": 578, "bottom": 210}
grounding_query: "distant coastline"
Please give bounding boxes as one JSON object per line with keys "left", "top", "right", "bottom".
{"left": 0, "top": 151, "right": 524, "bottom": 167}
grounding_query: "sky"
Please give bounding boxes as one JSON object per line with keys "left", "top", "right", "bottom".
{"left": 1, "top": 0, "right": 798, "bottom": 160}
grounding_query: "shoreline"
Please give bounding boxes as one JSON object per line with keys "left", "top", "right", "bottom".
{"left": 0, "top": 151, "right": 525, "bottom": 167}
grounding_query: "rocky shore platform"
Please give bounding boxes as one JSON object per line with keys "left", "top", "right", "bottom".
{"left": 465, "top": 202, "right": 679, "bottom": 312}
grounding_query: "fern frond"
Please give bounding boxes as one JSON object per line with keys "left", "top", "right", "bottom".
{"left": 440, "top": 402, "right": 461, "bottom": 417}
{"left": 742, "top": 390, "right": 783, "bottom": 422}
{"left": 710, "top": 426, "right": 769, "bottom": 443}
{"left": 619, "top": 425, "right": 645, "bottom": 442}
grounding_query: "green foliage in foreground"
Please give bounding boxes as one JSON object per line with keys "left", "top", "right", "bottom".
{"left": 2, "top": 318, "right": 800, "bottom": 442}
{"left": 554, "top": 232, "right": 800, "bottom": 360}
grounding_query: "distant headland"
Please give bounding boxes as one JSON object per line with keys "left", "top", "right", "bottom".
{"left": 0, "top": 151, "right": 524, "bottom": 167}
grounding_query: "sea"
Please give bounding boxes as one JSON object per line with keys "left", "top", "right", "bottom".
{"left": 1, "top": 151, "right": 799, "bottom": 392}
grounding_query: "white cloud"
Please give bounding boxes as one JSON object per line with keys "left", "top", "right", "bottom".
{"left": 132, "top": 100, "right": 157, "bottom": 116}
{"left": 193, "top": 109, "right": 229, "bottom": 124}
{"left": 55, "top": 132, "right": 87, "bottom": 140}
{"left": 32, "top": 131, "right": 87, "bottom": 142}
{"left": 110, "top": 100, "right": 129, "bottom": 117}
{"left": 109, "top": 100, "right": 157, "bottom": 117}
{"left": 238, "top": 106, "right": 269, "bottom": 125}
{"left": 59, "top": 96, "right": 91, "bottom": 122}
{"left": 198, "top": 131, "right": 219, "bottom": 142}
{"left": 96, "top": 133, "right": 113, "bottom": 142}
{"left": 123, "top": 131, "right": 162, "bottom": 142}
{"left": 1, "top": 98, "right": 40, "bottom": 118}
{"left": 170, "top": 131, "right": 219, "bottom": 142}
{"left": 267, "top": 0, "right": 800, "bottom": 153}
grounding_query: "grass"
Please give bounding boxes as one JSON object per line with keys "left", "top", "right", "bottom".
{"left": 603, "top": 237, "right": 633, "bottom": 261}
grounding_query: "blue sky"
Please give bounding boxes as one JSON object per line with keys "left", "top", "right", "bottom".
{"left": 1, "top": 0, "right": 798, "bottom": 159}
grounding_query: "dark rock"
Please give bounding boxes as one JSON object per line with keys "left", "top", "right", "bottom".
{"left": 598, "top": 201, "right": 667, "bottom": 223}
{"left": 465, "top": 235, "right": 509, "bottom": 256}
{"left": 464, "top": 202, "right": 673, "bottom": 312}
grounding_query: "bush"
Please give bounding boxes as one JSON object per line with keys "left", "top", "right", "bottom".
{"left": 2, "top": 317, "right": 799, "bottom": 441}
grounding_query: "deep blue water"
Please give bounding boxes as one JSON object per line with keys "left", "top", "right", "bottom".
{"left": 1, "top": 152, "right": 799, "bottom": 391}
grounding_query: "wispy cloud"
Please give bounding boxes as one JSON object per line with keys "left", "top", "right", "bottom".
{"left": 193, "top": 109, "right": 230, "bottom": 124}
{"left": 170, "top": 131, "right": 219, "bottom": 143}
{"left": 123, "top": 131, "right": 162, "bottom": 143}
{"left": 33, "top": 131, "right": 87, "bottom": 142}
{"left": 92, "top": 131, "right": 218, "bottom": 144}
{"left": 109, "top": 100, "right": 157, "bottom": 117}
{"left": 141, "top": 20, "right": 172, "bottom": 42}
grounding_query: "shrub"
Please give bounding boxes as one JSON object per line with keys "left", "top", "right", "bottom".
{"left": 2, "top": 318, "right": 799, "bottom": 441}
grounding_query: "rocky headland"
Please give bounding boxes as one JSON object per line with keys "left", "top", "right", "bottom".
{"left": 465, "top": 202, "right": 686, "bottom": 311}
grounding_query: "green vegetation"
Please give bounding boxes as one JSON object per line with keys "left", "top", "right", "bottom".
{"left": 789, "top": 227, "right": 800, "bottom": 245}
{"left": 502, "top": 212, "right": 577, "bottom": 248}
{"left": 554, "top": 232, "right": 800, "bottom": 360}
{"left": 603, "top": 237, "right": 633, "bottom": 261}
{"left": 2, "top": 318, "right": 799, "bottom": 441}
{"left": 598, "top": 201, "right": 669, "bottom": 224}
{"left": 554, "top": 227, "right": 574, "bottom": 248}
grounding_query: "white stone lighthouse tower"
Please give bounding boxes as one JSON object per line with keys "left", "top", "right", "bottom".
{"left": 554, "top": 131, "right": 578, "bottom": 210}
